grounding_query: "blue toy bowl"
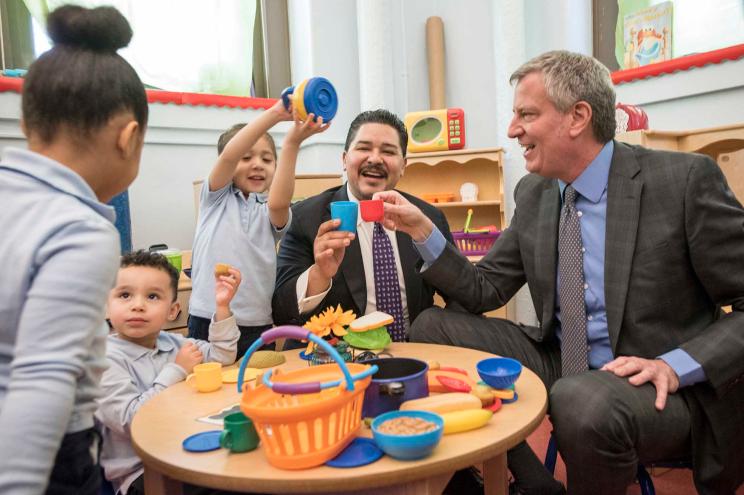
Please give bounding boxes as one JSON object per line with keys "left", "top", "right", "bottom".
{"left": 371, "top": 410, "right": 443, "bottom": 460}
{"left": 477, "top": 357, "right": 522, "bottom": 389}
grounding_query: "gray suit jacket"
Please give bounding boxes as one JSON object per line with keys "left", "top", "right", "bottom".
{"left": 422, "top": 142, "right": 744, "bottom": 493}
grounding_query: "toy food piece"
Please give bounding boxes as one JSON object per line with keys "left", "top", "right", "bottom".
{"left": 246, "top": 350, "right": 285, "bottom": 369}
{"left": 472, "top": 384, "right": 496, "bottom": 407}
{"left": 349, "top": 311, "right": 394, "bottom": 331}
{"left": 484, "top": 398, "right": 503, "bottom": 412}
{"left": 426, "top": 360, "right": 440, "bottom": 370}
{"left": 441, "top": 409, "right": 493, "bottom": 435}
{"left": 400, "top": 392, "right": 482, "bottom": 414}
{"left": 436, "top": 375, "right": 471, "bottom": 393}
{"left": 344, "top": 311, "right": 394, "bottom": 350}
{"left": 214, "top": 263, "right": 231, "bottom": 277}
{"left": 428, "top": 369, "right": 477, "bottom": 393}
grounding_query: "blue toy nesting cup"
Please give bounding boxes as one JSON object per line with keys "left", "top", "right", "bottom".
{"left": 281, "top": 77, "right": 338, "bottom": 122}
{"left": 330, "top": 201, "right": 358, "bottom": 234}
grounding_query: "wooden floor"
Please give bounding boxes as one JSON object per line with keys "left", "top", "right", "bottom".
{"left": 525, "top": 417, "right": 744, "bottom": 494}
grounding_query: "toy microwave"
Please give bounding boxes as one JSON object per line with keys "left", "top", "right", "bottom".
{"left": 405, "top": 108, "right": 465, "bottom": 153}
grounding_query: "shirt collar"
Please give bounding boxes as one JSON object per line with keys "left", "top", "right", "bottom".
{"left": 232, "top": 184, "right": 268, "bottom": 203}
{"left": 108, "top": 332, "right": 177, "bottom": 359}
{"left": 0, "top": 148, "right": 116, "bottom": 222}
{"left": 558, "top": 140, "right": 614, "bottom": 204}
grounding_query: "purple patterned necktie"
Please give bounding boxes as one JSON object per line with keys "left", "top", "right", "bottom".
{"left": 558, "top": 185, "right": 589, "bottom": 376}
{"left": 372, "top": 222, "right": 406, "bottom": 341}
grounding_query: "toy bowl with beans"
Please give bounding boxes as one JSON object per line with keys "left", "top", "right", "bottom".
{"left": 371, "top": 410, "right": 444, "bottom": 460}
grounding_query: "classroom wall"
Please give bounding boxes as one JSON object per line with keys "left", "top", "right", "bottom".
{"left": 1, "top": 0, "right": 743, "bottom": 284}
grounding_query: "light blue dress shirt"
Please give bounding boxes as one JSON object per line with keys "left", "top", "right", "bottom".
{"left": 190, "top": 181, "right": 291, "bottom": 326}
{"left": 0, "top": 148, "right": 120, "bottom": 494}
{"left": 416, "top": 141, "right": 704, "bottom": 387}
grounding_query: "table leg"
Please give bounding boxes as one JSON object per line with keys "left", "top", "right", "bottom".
{"left": 482, "top": 453, "right": 508, "bottom": 495}
{"left": 144, "top": 465, "right": 184, "bottom": 495}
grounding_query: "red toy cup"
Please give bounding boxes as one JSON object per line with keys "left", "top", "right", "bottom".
{"left": 360, "top": 199, "right": 384, "bottom": 222}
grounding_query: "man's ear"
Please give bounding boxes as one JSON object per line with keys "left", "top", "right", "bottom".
{"left": 568, "top": 101, "right": 593, "bottom": 138}
{"left": 400, "top": 157, "right": 407, "bottom": 177}
{"left": 167, "top": 301, "right": 181, "bottom": 322}
{"left": 117, "top": 121, "right": 141, "bottom": 160}
{"left": 342, "top": 150, "right": 348, "bottom": 172}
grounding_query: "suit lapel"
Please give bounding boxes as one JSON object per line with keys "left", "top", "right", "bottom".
{"left": 604, "top": 143, "right": 642, "bottom": 352}
{"left": 536, "top": 181, "right": 560, "bottom": 337}
{"left": 331, "top": 185, "right": 367, "bottom": 313}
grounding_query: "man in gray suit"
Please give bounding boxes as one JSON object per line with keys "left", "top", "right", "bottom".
{"left": 375, "top": 51, "right": 744, "bottom": 495}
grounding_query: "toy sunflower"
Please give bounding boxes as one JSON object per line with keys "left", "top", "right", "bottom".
{"left": 303, "top": 305, "right": 356, "bottom": 354}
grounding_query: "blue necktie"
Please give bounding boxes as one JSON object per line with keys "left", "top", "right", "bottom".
{"left": 372, "top": 222, "right": 406, "bottom": 341}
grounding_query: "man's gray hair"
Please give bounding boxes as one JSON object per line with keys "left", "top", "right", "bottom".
{"left": 510, "top": 51, "right": 616, "bottom": 143}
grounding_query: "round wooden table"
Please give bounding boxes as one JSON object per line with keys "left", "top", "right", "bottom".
{"left": 131, "top": 342, "right": 547, "bottom": 495}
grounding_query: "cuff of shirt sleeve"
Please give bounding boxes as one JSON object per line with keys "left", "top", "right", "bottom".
{"left": 156, "top": 362, "right": 188, "bottom": 387}
{"left": 413, "top": 226, "right": 447, "bottom": 266}
{"left": 209, "top": 315, "right": 239, "bottom": 340}
{"left": 659, "top": 349, "right": 707, "bottom": 388}
{"left": 297, "top": 267, "right": 332, "bottom": 314}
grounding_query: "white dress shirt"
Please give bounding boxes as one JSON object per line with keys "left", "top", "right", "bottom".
{"left": 295, "top": 185, "right": 410, "bottom": 326}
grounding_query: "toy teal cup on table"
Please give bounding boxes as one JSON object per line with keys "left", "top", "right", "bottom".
{"left": 281, "top": 77, "right": 338, "bottom": 122}
{"left": 330, "top": 201, "right": 358, "bottom": 233}
{"left": 220, "top": 412, "right": 259, "bottom": 453}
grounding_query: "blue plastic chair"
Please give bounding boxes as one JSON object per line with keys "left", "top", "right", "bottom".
{"left": 544, "top": 434, "right": 692, "bottom": 495}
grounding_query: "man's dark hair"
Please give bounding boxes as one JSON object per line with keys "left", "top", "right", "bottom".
{"left": 22, "top": 5, "right": 148, "bottom": 143}
{"left": 344, "top": 109, "right": 408, "bottom": 157}
{"left": 120, "top": 250, "right": 179, "bottom": 301}
{"left": 217, "top": 123, "right": 277, "bottom": 158}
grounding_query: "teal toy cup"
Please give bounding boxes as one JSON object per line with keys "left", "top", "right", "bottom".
{"left": 330, "top": 201, "right": 358, "bottom": 233}
{"left": 219, "top": 412, "right": 259, "bottom": 453}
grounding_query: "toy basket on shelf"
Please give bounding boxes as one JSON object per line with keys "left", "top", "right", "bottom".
{"left": 237, "top": 326, "right": 378, "bottom": 470}
{"left": 452, "top": 230, "right": 500, "bottom": 256}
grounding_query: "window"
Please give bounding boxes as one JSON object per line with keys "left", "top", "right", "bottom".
{"left": 1, "top": 0, "right": 291, "bottom": 98}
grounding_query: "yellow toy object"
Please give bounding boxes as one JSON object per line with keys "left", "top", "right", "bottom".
{"left": 281, "top": 77, "right": 338, "bottom": 122}
{"left": 399, "top": 392, "right": 482, "bottom": 415}
{"left": 246, "top": 350, "right": 285, "bottom": 369}
{"left": 440, "top": 409, "right": 493, "bottom": 435}
{"left": 405, "top": 107, "right": 465, "bottom": 153}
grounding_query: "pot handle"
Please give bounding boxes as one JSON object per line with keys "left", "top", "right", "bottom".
{"left": 380, "top": 381, "right": 405, "bottom": 396}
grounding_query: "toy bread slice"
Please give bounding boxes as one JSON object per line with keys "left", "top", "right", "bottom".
{"left": 349, "top": 311, "right": 393, "bottom": 332}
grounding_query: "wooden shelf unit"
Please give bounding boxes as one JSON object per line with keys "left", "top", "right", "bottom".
{"left": 398, "top": 147, "right": 509, "bottom": 320}
{"left": 398, "top": 147, "right": 506, "bottom": 232}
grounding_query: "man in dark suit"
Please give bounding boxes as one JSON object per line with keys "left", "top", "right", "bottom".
{"left": 375, "top": 51, "right": 744, "bottom": 495}
{"left": 272, "top": 109, "right": 454, "bottom": 337}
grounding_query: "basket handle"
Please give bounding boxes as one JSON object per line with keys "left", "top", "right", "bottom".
{"left": 237, "top": 325, "right": 364, "bottom": 394}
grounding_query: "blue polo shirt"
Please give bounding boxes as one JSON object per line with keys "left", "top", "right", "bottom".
{"left": 189, "top": 180, "right": 291, "bottom": 326}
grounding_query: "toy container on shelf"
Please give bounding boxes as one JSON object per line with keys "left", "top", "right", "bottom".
{"left": 237, "top": 326, "right": 378, "bottom": 470}
{"left": 452, "top": 230, "right": 500, "bottom": 256}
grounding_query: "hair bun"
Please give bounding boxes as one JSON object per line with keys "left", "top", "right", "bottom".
{"left": 47, "top": 5, "right": 133, "bottom": 52}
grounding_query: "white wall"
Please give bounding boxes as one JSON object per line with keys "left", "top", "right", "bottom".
{"left": 2, "top": 0, "right": 743, "bottom": 272}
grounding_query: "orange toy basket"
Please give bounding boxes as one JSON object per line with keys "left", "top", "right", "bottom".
{"left": 236, "top": 326, "right": 378, "bottom": 469}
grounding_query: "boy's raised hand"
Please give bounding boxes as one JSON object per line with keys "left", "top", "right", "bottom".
{"left": 285, "top": 111, "right": 331, "bottom": 146}
{"left": 215, "top": 267, "right": 242, "bottom": 321}
{"left": 175, "top": 342, "right": 203, "bottom": 374}
{"left": 268, "top": 97, "right": 294, "bottom": 122}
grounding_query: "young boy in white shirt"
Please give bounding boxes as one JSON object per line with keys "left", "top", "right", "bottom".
{"left": 96, "top": 250, "right": 240, "bottom": 495}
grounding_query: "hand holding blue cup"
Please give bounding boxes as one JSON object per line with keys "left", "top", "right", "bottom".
{"left": 330, "top": 201, "right": 358, "bottom": 234}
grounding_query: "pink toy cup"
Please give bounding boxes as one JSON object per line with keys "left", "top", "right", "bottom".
{"left": 360, "top": 199, "right": 384, "bottom": 222}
